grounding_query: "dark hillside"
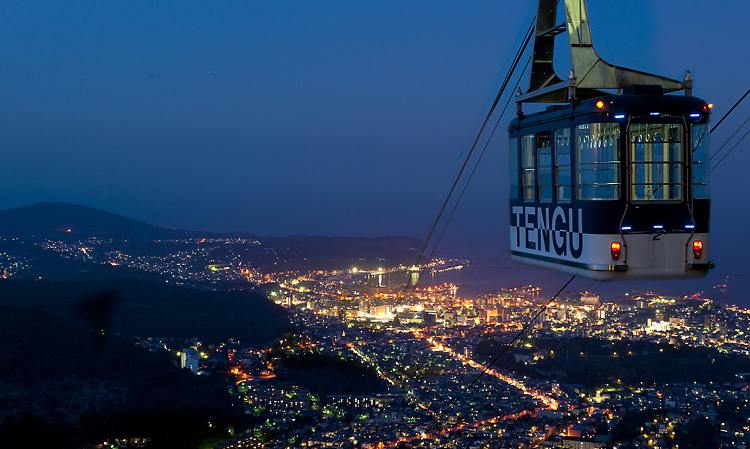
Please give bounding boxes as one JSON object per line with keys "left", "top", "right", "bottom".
{"left": 0, "top": 307, "right": 242, "bottom": 447}
{"left": 0, "top": 278, "right": 288, "bottom": 346}
{"left": 276, "top": 353, "right": 385, "bottom": 398}
{"left": 475, "top": 336, "right": 750, "bottom": 387}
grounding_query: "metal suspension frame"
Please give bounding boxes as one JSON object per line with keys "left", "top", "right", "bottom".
{"left": 517, "top": 0, "right": 693, "bottom": 105}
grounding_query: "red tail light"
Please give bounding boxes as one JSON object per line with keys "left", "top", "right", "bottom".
{"left": 693, "top": 240, "right": 703, "bottom": 259}
{"left": 610, "top": 242, "right": 621, "bottom": 260}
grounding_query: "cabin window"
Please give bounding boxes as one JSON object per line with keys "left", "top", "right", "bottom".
{"left": 522, "top": 134, "right": 535, "bottom": 201}
{"left": 537, "top": 131, "right": 553, "bottom": 202}
{"left": 577, "top": 123, "right": 620, "bottom": 200}
{"left": 691, "top": 124, "right": 709, "bottom": 199}
{"left": 630, "top": 123, "right": 683, "bottom": 201}
{"left": 554, "top": 128, "right": 571, "bottom": 201}
{"left": 509, "top": 136, "right": 518, "bottom": 199}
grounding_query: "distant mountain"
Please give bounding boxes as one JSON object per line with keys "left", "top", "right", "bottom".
{"left": 0, "top": 201, "right": 193, "bottom": 241}
{"left": 0, "top": 202, "right": 422, "bottom": 276}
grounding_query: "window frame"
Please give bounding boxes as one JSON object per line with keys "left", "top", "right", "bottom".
{"left": 521, "top": 134, "right": 535, "bottom": 202}
{"left": 554, "top": 127, "right": 572, "bottom": 202}
{"left": 536, "top": 130, "right": 553, "bottom": 203}
{"left": 628, "top": 122, "right": 685, "bottom": 203}
{"left": 509, "top": 136, "right": 519, "bottom": 200}
{"left": 576, "top": 122, "right": 621, "bottom": 201}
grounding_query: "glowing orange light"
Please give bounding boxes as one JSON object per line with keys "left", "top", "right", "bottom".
{"left": 596, "top": 101, "right": 605, "bottom": 109}
{"left": 708, "top": 103, "right": 714, "bottom": 109}
{"left": 693, "top": 240, "right": 703, "bottom": 259}
{"left": 610, "top": 242, "right": 621, "bottom": 260}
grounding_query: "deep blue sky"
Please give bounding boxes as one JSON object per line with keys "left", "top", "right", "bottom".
{"left": 2, "top": 1, "right": 750, "bottom": 298}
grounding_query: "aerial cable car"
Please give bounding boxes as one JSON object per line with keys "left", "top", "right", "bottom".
{"left": 508, "top": 0, "right": 713, "bottom": 281}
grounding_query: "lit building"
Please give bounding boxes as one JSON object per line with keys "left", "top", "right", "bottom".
{"left": 580, "top": 294, "right": 600, "bottom": 305}
{"left": 181, "top": 348, "right": 200, "bottom": 374}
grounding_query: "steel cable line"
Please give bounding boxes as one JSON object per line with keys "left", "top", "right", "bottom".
{"left": 584, "top": 279, "right": 603, "bottom": 296}
{"left": 409, "top": 19, "right": 535, "bottom": 278}
{"left": 707, "top": 87, "right": 750, "bottom": 171}
{"left": 711, "top": 87, "right": 750, "bottom": 134}
{"left": 356, "top": 8, "right": 548, "bottom": 445}
{"left": 421, "top": 275, "right": 577, "bottom": 444}
{"left": 315, "top": 44, "right": 535, "bottom": 441}
{"left": 709, "top": 114, "right": 750, "bottom": 161}
{"left": 416, "top": 57, "right": 532, "bottom": 283}
{"left": 711, "top": 123, "right": 750, "bottom": 172}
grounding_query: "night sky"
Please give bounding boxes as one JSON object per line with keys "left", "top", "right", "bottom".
{"left": 2, "top": 1, "right": 749, "bottom": 298}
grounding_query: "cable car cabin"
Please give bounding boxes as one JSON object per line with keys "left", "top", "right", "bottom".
{"left": 508, "top": 93, "right": 713, "bottom": 281}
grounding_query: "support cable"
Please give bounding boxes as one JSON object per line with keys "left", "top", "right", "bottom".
{"left": 711, "top": 87, "right": 750, "bottom": 134}
{"left": 711, "top": 123, "right": 750, "bottom": 172}
{"left": 708, "top": 87, "right": 750, "bottom": 171}
{"left": 417, "top": 56, "right": 532, "bottom": 278}
{"left": 709, "top": 114, "right": 750, "bottom": 161}
{"left": 409, "top": 19, "right": 535, "bottom": 275}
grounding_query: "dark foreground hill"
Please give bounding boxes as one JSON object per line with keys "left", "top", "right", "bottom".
{"left": 0, "top": 307, "right": 244, "bottom": 448}
{"left": 0, "top": 278, "right": 289, "bottom": 346}
{"left": 475, "top": 336, "right": 750, "bottom": 387}
{"left": 0, "top": 278, "right": 289, "bottom": 447}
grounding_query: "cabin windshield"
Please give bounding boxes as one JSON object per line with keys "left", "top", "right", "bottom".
{"left": 630, "top": 123, "right": 683, "bottom": 201}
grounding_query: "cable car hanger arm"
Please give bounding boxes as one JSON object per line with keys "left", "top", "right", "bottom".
{"left": 518, "top": 0, "right": 692, "bottom": 104}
